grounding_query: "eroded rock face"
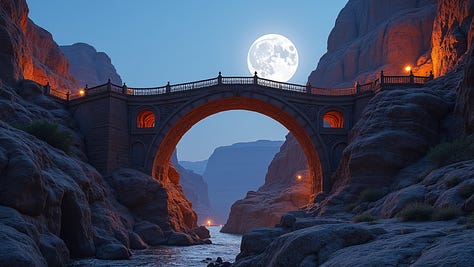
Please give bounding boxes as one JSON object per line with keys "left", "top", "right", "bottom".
{"left": 61, "top": 43, "right": 122, "bottom": 88}
{"left": 221, "top": 134, "right": 311, "bottom": 234}
{"left": 171, "top": 151, "right": 215, "bottom": 226}
{"left": 308, "top": 0, "right": 437, "bottom": 87}
{"left": 431, "top": 0, "right": 474, "bottom": 77}
{"left": 0, "top": 81, "right": 206, "bottom": 265}
{"left": 0, "top": 0, "right": 78, "bottom": 91}
{"left": 203, "top": 140, "right": 283, "bottom": 225}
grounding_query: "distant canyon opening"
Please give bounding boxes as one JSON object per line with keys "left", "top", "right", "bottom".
{"left": 148, "top": 96, "right": 325, "bottom": 233}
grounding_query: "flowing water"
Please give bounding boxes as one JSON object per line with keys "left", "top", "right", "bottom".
{"left": 69, "top": 226, "right": 241, "bottom": 267}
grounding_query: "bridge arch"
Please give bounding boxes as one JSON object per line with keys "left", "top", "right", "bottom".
{"left": 144, "top": 88, "right": 331, "bottom": 194}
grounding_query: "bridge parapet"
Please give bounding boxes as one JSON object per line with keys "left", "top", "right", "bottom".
{"left": 44, "top": 70, "right": 434, "bottom": 101}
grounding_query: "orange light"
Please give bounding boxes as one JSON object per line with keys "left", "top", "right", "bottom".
{"left": 79, "top": 89, "right": 85, "bottom": 96}
{"left": 297, "top": 175, "right": 303, "bottom": 181}
{"left": 207, "top": 220, "right": 211, "bottom": 227}
{"left": 404, "top": 65, "right": 412, "bottom": 73}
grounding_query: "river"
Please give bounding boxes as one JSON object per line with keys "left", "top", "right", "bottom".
{"left": 69, "top": 226, "right": 241, "bottom": 267}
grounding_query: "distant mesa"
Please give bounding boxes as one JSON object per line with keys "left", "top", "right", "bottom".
{"left": 61, "top": 42, "right": 122, "bottom": 88}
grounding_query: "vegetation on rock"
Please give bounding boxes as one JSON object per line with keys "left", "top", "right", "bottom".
{"left": 427, "top": 135, "right": 474, "bottom": 167}
{"left": 22, "top": 120, "right": 73, "bottom": 154}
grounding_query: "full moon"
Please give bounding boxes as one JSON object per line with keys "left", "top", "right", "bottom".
{"left": 247, "top": 34, "right": 299, "bottom": 82}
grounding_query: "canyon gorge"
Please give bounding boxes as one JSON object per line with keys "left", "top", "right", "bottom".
{"left": 0, "top": 0, "right": 473, "bottom": 266}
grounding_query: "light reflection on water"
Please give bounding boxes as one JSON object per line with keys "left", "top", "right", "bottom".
{"left": 69, "top": 226, "right": 241, "bottom": 267}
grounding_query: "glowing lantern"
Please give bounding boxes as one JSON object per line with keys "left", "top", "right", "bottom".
{"left": 296, "top": 174, "right": 303, "bottom": 181}
{"left": 79, "top": 89, "right": 85, "bottom": 96}
{"left": 207, "top": 220, "right": 211, "bottom": 227}
{"left": 404, "top": 65, "right": 412, "bottom": 73}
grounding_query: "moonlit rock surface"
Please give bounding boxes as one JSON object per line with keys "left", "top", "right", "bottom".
{"left": 308, "top": 0, "right": 437, "bottom": 87}
{"left": 61, "top": 43, "right": 122, "bottom": 88}
{"left": 248, "top": 34, "right": 298, "bottom": 82}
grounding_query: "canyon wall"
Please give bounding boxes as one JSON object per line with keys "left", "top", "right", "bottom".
{"left": 308, "top": 0, "right": 437, "bottom": 87}
{"left": 0, "top": 0, "right": 78, "bottom": 91}
{"left": 61, "top": 43, "right": 122, "bottom": 88}
{"left": 171, "top": 152, "right": 215, "bottom": 226}
{"left": 235, "top": 1, "right": 474, "bottom": 265}
{"left": 222, "top": 134, "right": 311, "bottom": 234}
{"left": 203, "top": 140, "right": 283, "bottom": 224}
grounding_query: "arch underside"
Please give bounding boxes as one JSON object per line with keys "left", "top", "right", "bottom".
{"left": 148, "top": 93, "right": 329, "bottom": 194}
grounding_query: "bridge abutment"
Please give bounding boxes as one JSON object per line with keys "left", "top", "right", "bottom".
{"left": 70, "top": 91, "right": 130, "bottom": 174}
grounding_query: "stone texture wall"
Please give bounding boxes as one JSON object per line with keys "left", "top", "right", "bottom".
{"left": 308, "top": 0, "right": 437, "bottom": 88}
{"left": 0, "top": 0, "right": 78, "bottom": 91}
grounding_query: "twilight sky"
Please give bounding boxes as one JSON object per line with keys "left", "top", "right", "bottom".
{"left": 27, "top": 0, "right": 348, "bottom": 161}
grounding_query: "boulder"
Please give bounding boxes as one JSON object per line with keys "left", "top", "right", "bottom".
{"left": 38, "top": 233, "right": 69, "bottom": 267}
{"left": 133, "top": 220, "right": 167, "bottom": 246}
{"left": 235, "top": 224, "right": 374, "bottom": 266}
{"left": 0, "top": 223, "right": 47, "bottom": 267}
{"left": 95, "top": 242, "right": 130, "bottom": 260}
{"left": 166, "top": 231, "right": 194, "bottom": 246}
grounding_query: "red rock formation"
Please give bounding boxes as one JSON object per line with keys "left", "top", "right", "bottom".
{"left": 221, "top": 134, "right": 311, "bottom": 234}
{"left": 0, "top": 0, "right": 78, "bottom": 91}
{"left": 431, "top": 0, "right": 474, "bottom": 77}
{"left": 308, "top": 0, "right": 437, "bottom": 87}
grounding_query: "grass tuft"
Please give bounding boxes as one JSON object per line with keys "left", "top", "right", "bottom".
{"left": 432, "top": 206, "right": 460, "bottom": 221}
{"left": 353, "top": 212, "right": 377, "bottom": 223}
{"left": 22, "top": 120, "right": 72, "bottom": 154}
{"left": 398, "top": 202, "right": 434, "bottom": 222}
{"left": 427, "top": 135, "right": 474, "bottom": 167}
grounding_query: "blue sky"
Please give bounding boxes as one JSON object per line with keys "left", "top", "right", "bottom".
{"left": 27, "top": 1, "right": 348, "bottom": 161}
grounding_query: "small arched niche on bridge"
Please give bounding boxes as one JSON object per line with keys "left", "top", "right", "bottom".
{"left": 137, "top": 110, "right": 155, "bottom": 128}
{"left": 322, "top": 110, "right": 344, "bottom": 128}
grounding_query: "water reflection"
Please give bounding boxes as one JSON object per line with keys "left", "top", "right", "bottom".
{"left": 69, "top": 226, "right": 241, "bottom": 267}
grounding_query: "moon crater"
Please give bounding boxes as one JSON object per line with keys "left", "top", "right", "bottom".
{"left": 247, "top": 34, "right": 298, "bottom": 82}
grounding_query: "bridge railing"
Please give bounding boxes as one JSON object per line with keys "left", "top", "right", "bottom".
{"left": 44, "top": 70, "right": 434, "bottom": 101}
{"left": 221, "top": 77, "right": 254, "bottom": 85}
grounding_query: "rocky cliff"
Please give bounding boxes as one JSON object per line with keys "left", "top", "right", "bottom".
{"left": 308, "top": 0, "right": 437, "bottom": 87}
{"left": 234, "top": 0, "right": 474, "bottom": 266}
{"left": 60, "top": 43, "right": 122, "bottom": 88}
{"left": 203, "top": 140, "right": 283, "bottom": 224}
{"left": 0, "top": 80, "right": 208, "bottom": 266}
{"left": 221, "top": 134, "right": 311, "bottom": 234}
{"left": 171, "top": 151, "right": 215, "bottom": 226}
{"left": 0, "top": 0, "right": 78, "bottom": 91}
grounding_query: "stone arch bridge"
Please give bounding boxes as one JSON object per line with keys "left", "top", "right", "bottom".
{"left": 48, "top": 72, "right": 432, "bottom": 194}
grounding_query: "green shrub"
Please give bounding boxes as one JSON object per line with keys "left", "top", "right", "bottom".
{"left": 458, "top": 184, "right": 474, "bottom": 199}
{"left": 23, "top": 120, "right": 72, "bottom": 154}
{"left": 398, "top": 202, "right": 434, "bottom": 222}
{"left": 444, "top": 176, "right": 463, "bottom": 188}
{"left": 353, "top": 212, "right": 377, "bottom": 223}
{"left": 427, "top": 135, "right": 474, "bottom": 167}
{"left": 432, "top": 206, "right": 460, "bottom": 221}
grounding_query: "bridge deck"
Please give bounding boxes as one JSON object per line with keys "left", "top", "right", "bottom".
{"left": 45, "top": 71, "right": 433, "bottom": 101}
